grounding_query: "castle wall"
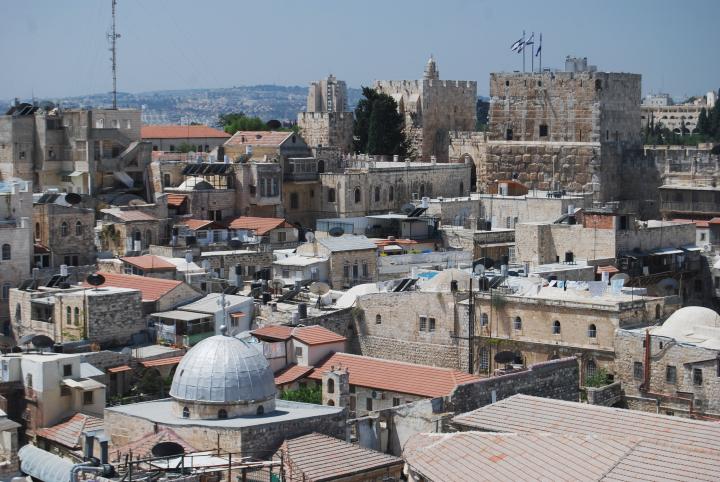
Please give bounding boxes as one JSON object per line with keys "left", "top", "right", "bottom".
{"left": 297, "top": 112, "right": 354, "bottom": 153}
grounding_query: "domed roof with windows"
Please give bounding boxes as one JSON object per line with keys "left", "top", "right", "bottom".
{"left": 169, "top": 328, "right": 276, "bottom": 419}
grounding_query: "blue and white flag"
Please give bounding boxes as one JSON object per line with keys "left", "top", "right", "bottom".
{"left": 525, "top": 33, "right": 534, "bottom": 46}
{"left": 536, "top": 33, "right": 542, "bottom": 56}
{"left": 510, "top": 37, "right": 523, "bottom": 52}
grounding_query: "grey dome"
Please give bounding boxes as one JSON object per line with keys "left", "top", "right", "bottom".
{"left": 170, "top": 335, "right": 276, "bottom": 404}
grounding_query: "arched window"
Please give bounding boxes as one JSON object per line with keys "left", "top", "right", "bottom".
{"left": 327, "top": 378, "right": 335, "bottom": 394}
{"left": 327, "top": 399, "right": 335, "bottom": 406}
{"left": 256, "top": 405, "right": 264, "bottom": 416}
{"left": 374, "top": 186, "right": 380, "bottom": 202}
{"left": 376, "top": 314, "right": 382, "bottom": 324}
{"left": 74, "top": 307, "right": 80, "bottom": 326}
{"left": 513, "top": 316, "right": 522, "bottom": 331}
{"left": 66, "top": 306, "right": 72, "bottom": 325}
{"left": 586, "top": 360, "right": 597, "bottom": 380}
{"left": 354, "top": 187, "right": 361, "bottom": 204}
{"left": 290, "top": 192, "right": 299, "bottom": 210}
{"left": 1, "top": 244, "right": 10, "bottom": 261}
{"left": 655, "top": 305, "right": 661, "bottom": 320}
{"left": 35, "top": 222, "right": 40, "bottom": 240}
{"left": 75, "top": 221, "right": 83, "bottom": 236}
{"left": 552, "top": 320, "right": 561, "bottom": 335}
{"left": 182, "top": 407, "right": 190, "bottom": 418}
{"left": 389, "top": 185, "right": 394, "bottom": 202}
{"left": 144, "top": 230, "right": 152, "bottom": 249}
{"left": 588, "top": 324, "right": 597, "bottom": 338}
{"left": 218, "top": 409, "right": 227, "bottom": 419}
{"left": 327, "top": 188, "right": 336, "bottom": 203}
{"left": 60, "top": 222, "right": 68, "bottom": 237}
{"left": 480, "top": 313, "right": 489, "bottom": 327}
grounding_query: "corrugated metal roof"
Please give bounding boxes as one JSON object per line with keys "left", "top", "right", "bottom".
{"left": 280, "top": 432, "right": 402, "bottom": 481}
{"left": 142, "top": 125, "right": 230, "bottom": 139}
{"left": 317, "top": 235, "right": 377, "bottom": 252}
{"left": 307, "top": 353, "right": 479, "bottom": 398}
{"left": 404, "top": 431, "right": 720, "bottom": 482}
{"left": 453, "top": 394, "right": 720, "bottom": 452}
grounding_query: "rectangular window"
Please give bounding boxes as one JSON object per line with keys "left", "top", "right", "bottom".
{"left": 393, "top": 397, "right": 400, "bottom": 406}
{"left": 282, "top": 269, "right": 290, "bottom": 279}
{"left": 539, "top": 124, "right": 548, "bottom": 137}
{"left": 479, "top": 348, "right": 490, "bottom": 371}
{"left": 61, "top": 386, "right": 71, "bottom": 397}
{"left": 693, "top": 368, "right": 703, "bottom": 386}
{"left": 343, "top": 265, "right": 349, "bottom": 279}
{"left": 349, "top": 385, "right": 356, "bottom": 394}
{"left": 419, "top": 316, "right": 427, "bottom": 332}
{"left": 633, "top": 361, "right": 643, "bottom": 380}
{"left": 428, "top": 318, "right": 436, "bottom": 332}
{"left": 277, "top": 231, "right": 286, "bottom": 242}
{"left": 366, "top": 397, "right": 372, "bottom": 411}
{"left": 63, "top": 364, "right": 72, "bottom": 377}
{"left": 295, "top": 347, "right": 303, "bottom": 357}
{"left": 83, "top": 391, "right": 94, "bottom": 405}
{"left": 666, "top": 365, "right": 677, "bottom": 384}
{"left": 362, "top": 262, "right": 369, "bottom": 278}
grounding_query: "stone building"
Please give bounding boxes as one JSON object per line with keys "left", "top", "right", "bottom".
{"left": 374, "top": 57, "right": 477, "bottom": 162}
{"left": 9, "top": 284, "right": 145, "bottom": 346}
{"left": 449, "top": 57, "right": 659, "bottom": 209}
{"left": 296, "top": 235, "right": 377, "bottom": 289}
{"left": 104, "top": 332, "right": 345, "bottom": 458}
{"left": 33, "top": 194, "right": 95, "bottom": 268}
{"left": 0, "top": 103, "right": 151, "bottom": 195}
{"left": 141, "top": 125, "right": 230, "bottom": 152}
{"left": 297, "top": 75, "right": 354, "bottom": 153}
{"left": 615, "top": 306, "right": 720, "bottom": 418}
{"left": 97, "top": 204, "right": 169, "bottom": 257}
{"left": 0, "top": 179, "right": 32, "bottom": 326}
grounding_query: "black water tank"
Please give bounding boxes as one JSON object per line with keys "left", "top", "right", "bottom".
{"left": 53, "top": 343, "right": 64, "bottom": 353}
{"left": 565, "top": 251, "right": 574, "bottom": 263}
{"left": 262, "top": 292, "right": 272, "bottom": 304}
{"left": 298, "top": 302, "right": 308, "bottom": 319}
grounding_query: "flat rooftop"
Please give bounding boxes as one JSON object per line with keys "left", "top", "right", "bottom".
{"left": 106, "top": 399, "right": 343, "bottom": 428}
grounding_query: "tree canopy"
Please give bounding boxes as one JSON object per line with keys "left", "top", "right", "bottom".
{"left": 219, "top": 112, "right": 268, "bottom": 134}
{"left": 644, "top": 91, "right": 720, "bottom": 146}
{"left": 353, "top": 87, "right": 408, "bottom": 156}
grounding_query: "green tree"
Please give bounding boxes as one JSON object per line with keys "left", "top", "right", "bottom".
{"left": 711, "top": 92, "right": 720, "bottom": 138}
{"left": 219, "top": 112, "right": 268, "bottom": 135}
{"left": 697, "top": 108, "right": 710, "bottom": 136}
{"left": 585, "top": 367, "right": 611, "bottom": 388}
{"left": 353, "top": 87, "right": 408, "bottom": 156}
{"left": 177, "top": 142, "right": 196, "bottom": 153}
{"left": 280, "top": 385, "right": 322, "bottom": 404}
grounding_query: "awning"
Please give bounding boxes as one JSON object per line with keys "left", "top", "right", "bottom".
{"left": 650, "top": 248, "right": 684, "bottom": 256}
{"left": 141, "top": 355, "right": 184, "bottom": 368}
{"left": 62, "top": 378, "right": 105, "bottom": 390}
{"left": 681, "top": 244, "right": 702, "bottom": 252}
{"left": 107, "top": 364, "right": 132, "bottom": 373}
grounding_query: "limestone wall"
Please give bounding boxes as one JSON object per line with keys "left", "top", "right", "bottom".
{"left": 297, "top": 112, "right": 354, "bottom": 153}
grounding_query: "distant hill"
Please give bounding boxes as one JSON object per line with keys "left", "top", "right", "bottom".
{"left": 0, "top": 85, "right": 364, "bottom": 126}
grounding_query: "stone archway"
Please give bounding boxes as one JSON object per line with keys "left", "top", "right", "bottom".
{"left": 462, "top": 154, "right": 477, "bottom": 192}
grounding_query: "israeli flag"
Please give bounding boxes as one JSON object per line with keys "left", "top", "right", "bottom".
{"left": 525, "top": 33, "right": 534, "bottom": 46}
{"left": 510, "top": 37, "right": 523, "bottom": 52}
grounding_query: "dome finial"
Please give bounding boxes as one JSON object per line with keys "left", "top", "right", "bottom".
{"left": 220, "top": 324, "right": 228, "bottom": 336}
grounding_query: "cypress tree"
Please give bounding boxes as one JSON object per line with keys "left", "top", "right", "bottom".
{"left": 697, "top": 108, "right": 709, "bottom": 136}
{"left": 353, "top": 87, "right": 408, "bottom": 156}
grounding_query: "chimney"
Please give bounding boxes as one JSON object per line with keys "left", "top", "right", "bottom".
{"left": 83, "top": 433, "right": 95, "bottom": 460}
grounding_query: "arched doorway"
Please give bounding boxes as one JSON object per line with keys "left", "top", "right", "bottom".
{"left": 463, "top": 154, "right": 477, "bottom": 192}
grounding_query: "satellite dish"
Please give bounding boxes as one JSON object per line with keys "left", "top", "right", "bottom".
{"left": 473, "top": 263, "right": 485, "bottom": 276}
{"left": 151, "top": 441, "right": 185, "bottom": 458}
{"left": 610, "top": 273, "right": 630, "bottom": 283}
{"left": 309, "top": 282, "right": 331, "bottom": 296}
{"left": 31, "top": 335, "right": 55, "bottom": 350}
{"left": 494, "top": 351, "right": 517, "bottom": 364}
{"left": 328, "top": 226, "right": 345, "bottom": 237}
{"left": 64, "top": 192, "right": 82, "bottom": 205}
{"left": 305, "top": 231, "right": 315, "bottom": 243}
{"left": 86, "top": 273, "right": 106, "bottom": 287}
{"left": 19, "top": 334, "right": 36, "bottom": 346}
{"left": 401, "top": 203, "right": 416, "bottom": 215}
{"left": 271, "top": 279, "right": 285, "bottom": 290}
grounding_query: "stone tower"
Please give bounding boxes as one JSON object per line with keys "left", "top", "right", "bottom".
{"left": 322, "top": 366, "right": 350, "bottom": 408}
{"left": 374, "top": 57, "right": 476, "bottom": 162}
{"left": 298, "top": 75, "right": 354, "bottom": 152}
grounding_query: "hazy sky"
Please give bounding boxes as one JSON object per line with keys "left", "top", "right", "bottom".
{"left": 1, "top": 0, "right": 718, "bottom": 100}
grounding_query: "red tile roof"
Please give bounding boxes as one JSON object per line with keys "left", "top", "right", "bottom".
{"left": 107, "top": 365, "right": 132, "bottom": 373}
{"left": 251, "top": 325, "right": 293, "bottom": 341}
{"left": 141, "top": 356, "right": 184, "bottom": 368}
{"left": 142, "top": 125, "right": 230, "bottom": 139}
{"left": 307, "top": 353, "right": 480, "bottom": 398}
{"left": 227, "top": 216, "right": 293, "bottom": 235}
{"left": 181, "top": 219, "right": 222, "bottom": 231}
{"left": 225, "top": 131, "right": 293, "bottom": 147}
{"left": 672, "top": 218, "right": 711, "bottom": 228}
{"left": 279, "top": 433, "right": 402, "bottom": 480}
{"left": 166, "top": 194, "right": 188, "bottom": 208}
{"left": 114, "top": 427, "right": 195, "bottom": 459}
{"left": 36, "top": 413, "right": 104, "bottom": 449}
{"left": 292, "top": 325, "right": 346, "bottom": 346}
{"left": 275, "top": 364, "right": 315, "bottom": 386}
{"left": 121, "top": 255, "right": 176, "bottom": 271}
{"left": 84, "top": 272, "right": 183, "bottom": 302}
{"left": 596, "top": 265, "right": 620, "bottom": 274}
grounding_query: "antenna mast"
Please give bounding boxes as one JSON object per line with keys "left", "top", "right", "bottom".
{"left": 108, "top": 0, "right": 120, "bottom": 109}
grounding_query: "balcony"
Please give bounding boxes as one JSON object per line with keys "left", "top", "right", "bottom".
{"left": 661, "top": 201, "right": 720, "bottom": 216}
{"left": 284, "top": 159, "right": 319, "bottom": 182}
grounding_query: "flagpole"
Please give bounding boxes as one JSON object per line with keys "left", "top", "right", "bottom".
{"left": 539, "top": 33, "right": 543, "bottom": 72}
{"left": 531, "top": 32, "right": 535, "bottom": 73}
{"left": 522, "top": 30, "right": 526, "bottom": 73}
